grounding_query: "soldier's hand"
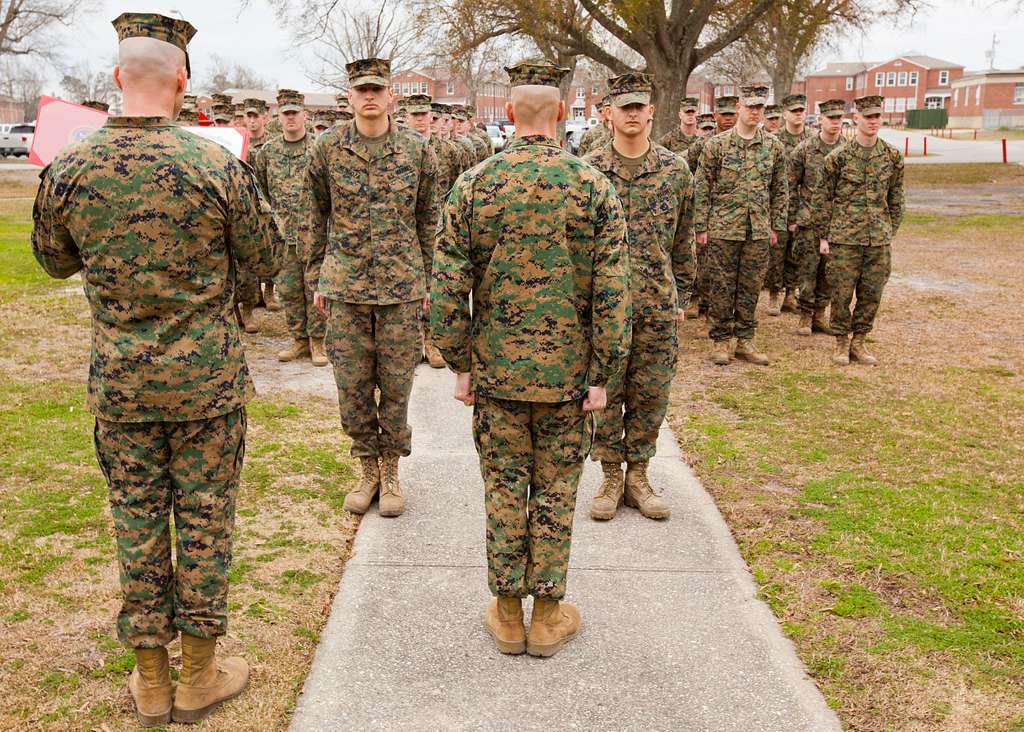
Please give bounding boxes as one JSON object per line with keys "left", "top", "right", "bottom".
{"left": 676, "top": 308, "right": 686, "bottom": 325}
{"left": 789, "top": 224, "right": 799, "bottom": 233}
{"left": 583, "top": 385, "right": 607, "bottom": 412}
{"left": 422, "top": 294, "right": 430, "bottom": 315}
{"left": 770, "top": 230, "right": 779, "bottom": 246}
{"left": 454, "top": 372, "right": 475, "bottom": 406}
{"left": 695, "top": 232, "right": 708, "bottom": 246}
{"left": 314, "top": 293, "right": 327, "bottom": 315}
{"left": 819, "top": 239, "right": 830, "bottom": 255}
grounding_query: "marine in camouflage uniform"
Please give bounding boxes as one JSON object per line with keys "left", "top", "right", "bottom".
{"left": 243, "top": 98, "right": 279, "bottom": 316}
{"left": 31, "top": 12, "right": 279, "bottom": 725}
{"left": 694, "top": 85, "right": 788, "bottom": 366}
{"left": 697, "top": 113, "right": 716, "bottom": 133}
{"left": 765, "top": 93, "right": 815, "bottom": 316}
{"left": 576, "top": 95, "right": 611, "bottom": 157}
{"left": 763, "top": 104, "right": 782, "bottom": 134}
{"left": 307, "top": 57, "right": 441, "bottom": 518}
{"left": 584, "top": 73, "right": 693, "bottom": 523}
{"left": 657, "top": 96, "right": 701, "bottom": 157}
{"left": 254, "top": 89, "right": 327, "bottom": 367}
{"left": 466, "top": 104, "right": 494, "bottom": 157}
{"left": 430, "top": 58, "right": 631, "bottom": 658}
{"left": 788, "top": 98, "right": 847, "bottom": 336}
{"left": 431, "top": 102, "right": 471, "bottom": 185}
{"left": 813, "top": 94, "right": 904, "bottom": 366}
{"left": 452, "top": 105, "right": 485, "bottom": 163}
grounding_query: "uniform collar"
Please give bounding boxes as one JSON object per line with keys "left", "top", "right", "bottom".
{"left": 105, "top": 116, "right": 173, "bottom": 128}
{"left": 729, "top": 127, "right": 768, "bottom": 146}
{"left": 589, "top": 142, "right": 663, "bottom": 178}
{"left": 339, "top": 117, "right": 399, "bottom": 161}
{"left": 504, "top": 134, "right": 560, "bottom": 151}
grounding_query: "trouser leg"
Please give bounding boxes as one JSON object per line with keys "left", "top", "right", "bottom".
{"left": 826, "top": 243, "right": 861, "bottom": 337}
{"left": 373, "top": 301, "right": 422, "bottom": 457}
{"left": 851, "top": 245, "right": 891, "bottom": 335}
{"left": 278, "top": 245, "right": 307, "bottom": 339}
{"left": 706, "top": 238, "right": 742, "bottom": 342}
{"left": 324, "top": 301, "right": 380, "bottom": 457}
{"left": 734, "top": 236, "right": 771, "bottom": 341}
{"left": 622, "top": 317, "right": 678, "bottom": 463}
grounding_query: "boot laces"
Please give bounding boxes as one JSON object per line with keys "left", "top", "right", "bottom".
{"left": 381, "top": 460, "right": 400, "bottom": 495}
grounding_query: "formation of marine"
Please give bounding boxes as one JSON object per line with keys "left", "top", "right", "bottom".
{"left": 33, "top": 10, "right": 905, "bottom": 728}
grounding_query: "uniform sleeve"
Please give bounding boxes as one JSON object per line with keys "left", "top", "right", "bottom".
{"left": 788, "top": 144, "right": 805, "bottom": 223}
{"left": 306, "top": 138, "right": 332, "bottom": 277}
{"left": 812, "top": 151, "right": 840, "bottom": 241}
{"left": 672, "top": 165, "right": 696, "bottom": 308}
{"left": 588, "top": 181, "right": 632, "bottom": 387}
{"left": 888, "top": 151, "right": 905, "bottom": 236}
{"left": 417, "top": 141, "right": 442, "bottom": 284}
{"left": 428, "top": 180, "right": 474, "bottom": 373}
{"left": 692, "top": 140, "right": 717, "bottom": 234}
{"left": 252, "top": 144, "right": 270, "bottom": 199}
{"left": 686, "top": 140, "right": 702, "bottom": 174}
{"left": 227, "top": 160, "right": 280, "bottom": 280}
{"left": 31, "top": 165, "right": 83, "bottom": 279}
{"left": 770, "top": 142, "right": 789, "bottom": 232}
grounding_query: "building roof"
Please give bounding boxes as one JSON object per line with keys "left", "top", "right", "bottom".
{"left": 866, "top": 54, "right": 963, "bottom": 71}
{"left": 808, "top": 61, "right": 876, "bottom": 77}
{"left": 955, "top": 67, "right": 1024, "bottom": 83}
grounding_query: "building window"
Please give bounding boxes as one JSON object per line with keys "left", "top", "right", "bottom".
{"left": 401, "top": 82, "right": 410, "bottom": 95}
{"left": 953, "top": 89, "right": 959, "bottom": 107}
{"left": 925, "top": 97, "right": 941, "bottom": 109}
{"left": 898, "top": 71, "right": 907, "bottom": 86}
{"left": 446, "top": 81, "right": 455, "bottom": 95}
{"left": 591, "top": 84, "right": 598, "bottom": 94}
{"left": 909, "top": 71, "right": 918, "bottom": 86}
{"left": 1015, "top": 83, "right": 1024, "bottom": 104}
{"left": 392, "top": 84, "right": 400, "bottom": 94}
{"left": 895, "top": 97, "right": 906, "bottom": 112}
{"left": 976, "top": 85, "right": 981, "bottom": 105}
{"left": 420, "top": 82, "right": 428, "bottom": 94}
{"left": 576, "top": 87, "right": 585, "bottom": 98}
{"left": 939, "top": 70, "right": 949, "bottom": 85}
{"left": 875, "top": 72, "right": 884, "bottom": 87}
{"left": 884, "top": 97, "right": 895, "bottom": 112}
{"left": 907, "top": 97, "right": 918, "bottom": 111}
{"left": 846, "top": 77, "right": 853, "bottom": 91}
{"left": 887, "top": 71, "right": 897, "bottom": 86}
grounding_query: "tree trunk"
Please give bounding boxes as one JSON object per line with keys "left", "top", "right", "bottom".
{"left": 652, "top": 66, "right": 690, "bottom": 140}
{"left": 771, "top": 66, "right": 796, "bottom": 105}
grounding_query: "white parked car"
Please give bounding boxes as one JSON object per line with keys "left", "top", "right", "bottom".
{"left": 486, "top": 123, "right": 505, "bottom": 151}
{"left": 1, "top": 123, "right": 34, "bottom": 157}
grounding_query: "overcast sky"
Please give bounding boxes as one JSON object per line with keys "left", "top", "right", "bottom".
{"left": 42, "top": 0, "right": 1024, "bottom": 96}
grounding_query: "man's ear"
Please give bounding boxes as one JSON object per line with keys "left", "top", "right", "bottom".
{"left": 556, "top": 100, "right": 565, "bottom": 123}
{"left": 177, "top": 67, "right": 187, "bottom": 95}
{"left": 505, "top": 101, "right": 515, "bottom": 125}
{"left": 113, "top": 65, "right": 123, "bottom": 91}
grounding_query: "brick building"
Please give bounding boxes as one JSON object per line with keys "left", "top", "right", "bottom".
{"left": 390, "top": 67, "right": 511, "bottom": 122}
{"left": 804, "top": 55, "right": 963, "bottom": 122}
{"left": 949, "top": 68, "right": 1024, "bottom": 129}
{"left": 0, "top": 95, "right": 26, "bottom": 123}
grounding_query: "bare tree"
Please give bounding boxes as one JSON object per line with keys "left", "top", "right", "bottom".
{"left": 59, "top": 59, "right": 119, "bottom": 105}
{"left": 0, "top": 0, "right": 93, "bottom": 59}
{"left": 200, "top": 54, "right": 271, "bottom": 93}
{"left": 0, "top": 56, "right": 44, "bottom": 119}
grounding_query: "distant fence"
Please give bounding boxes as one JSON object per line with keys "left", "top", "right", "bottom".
{"left": 906, "top": 109, "right": 948, "bottom": 129}
{"left": 982, "top": 110, "right": 1024, "bottom": 129}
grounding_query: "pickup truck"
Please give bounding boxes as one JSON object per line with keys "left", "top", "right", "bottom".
{"left": 1, "top": 123, "right": 35, "bottom": 157}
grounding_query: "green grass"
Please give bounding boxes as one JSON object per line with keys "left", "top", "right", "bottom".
{"left": 903, "top": 162, "right": 1024, "bottom": 186}
{"left": 0, "top": 200, "right": 71, "bottom": 301}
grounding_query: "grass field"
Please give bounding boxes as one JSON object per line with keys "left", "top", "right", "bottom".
{"left": 670, "top": 167, "right": 1024, "bottom": 730}
{"left": 0, "top": 185, "right": 360, "bottom": 730}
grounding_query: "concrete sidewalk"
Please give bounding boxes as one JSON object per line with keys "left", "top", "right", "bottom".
{"left": 880, "top": 128, "right": 1024, "bottom": 164}
{"left": 289, "top": 366, "right": 840, "bottom": 731}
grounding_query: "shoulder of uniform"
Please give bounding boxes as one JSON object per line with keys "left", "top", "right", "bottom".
{"left": 652, "top": 142, "right": 686, "bottom": 168}
{"left": 879, "top": 138, "right": 902, "bottom": 160}
{"left": 582, "top": 144, "right": 613, "bottom": 169}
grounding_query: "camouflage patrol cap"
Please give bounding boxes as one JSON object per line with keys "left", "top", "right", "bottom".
{"left": 450, "top": 104, "right": 470, "bottom": 120}
{"left": 740, "top": 85, "right": 769, "bottom": 106}
{"left": 430, "top": 101, "right": 449, "bottom": 116}
{"left": 231, "top": 103, "right": 245, "bottom": 118}
{"left": 854, "top": 95, "right": 884, "bottom": 115}
{"left": 277, "top": 89, "right": 305, "bottom": 113}
{"left": 608, "top": 72, "right": 654, "bottom": 107}
{"left": 212, "top": 104, "right": 232, "bottom": 123}
{"left": 679, "top": 96, "right": 699, "bottom": 112}
{"left": 211, "top": 93, "right": 232, "bottom": 107}
{"left": 182, "top": 94, "right": 197, "bottom": 109}
{"left": 337, "top": 108, "right": 354, "bottom": 121}
{"left": 81, "top": 100, "right": 110, "bottom": 112}
{"left": 177, "top": 108, "right": 199, "bottom": 125}
{"left": 504, "top": 58, "right": 570, "bottom": 88}
{"left": 405, "top": 94, "right": 432, "bottom": 114}
{"left": 697, "top": 113, "right": 716, "bottom": 130}
{"left": 347, "top": 57, "right": 391, "bottom": 88}
{"left": 599, "top": 94, "right": 611, "bottom": 109}
{"left": 781, "top": 93, "right": 807, "bottom": 111}
{"left": 111, "top": 12, "right": 197, "bottom": 78}
{"left": 715, "top": 96, "right": 738, "bottom": 114}
{"left": 764, "top": 104, "right": 782, "bottom": 119}
{"left": 818, "top": 98, "right": 846, "bottom": 117}
{"left": 465, "top": 104, "right": 476, "bottom": 116}
{"left": 243, "top": 97, "right": 268, "bottom": 115}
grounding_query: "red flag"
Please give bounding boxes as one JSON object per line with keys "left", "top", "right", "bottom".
{"left": 29, "top": 96, "right": 109, "bottom": 167}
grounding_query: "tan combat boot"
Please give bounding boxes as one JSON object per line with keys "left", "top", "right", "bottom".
{"left": 832, "top": 335, "right": 850, "bottom": 365}
{"left": 128, "top": 646, "right": 173, "bottom": 728}
{"left": 735, "top": 338, "right": 770, "bottom": 366}
{"left": 484, "top": 597, "right": 526, "bottom": 655}
{"left": 239, "top": 303, "right": 259, "bottom": 334}
{"left": 344, "top": 457, "right": 380, "bottom": 514}
{"left": 796, "top": 312, "right": 813, "bottom": 336}
{"left": 812, "top": 306, "right": 832, "bottom": 334}
{"left": 263, "top": 281, "right": 281, "bottom": 311}
{"left": 766, "top": 290, "right": 782, "bottom": 316}
{"left": 277, "top": 338, "right": 310, "bottom": 362}
{"left": 378, "top": 455, "right": 405, "bottom": 517}
{"left": 624, "top": 461, "right": 671, "bottom": 519}
{"left": 850, "top": 334, "right": 878, "bottom": 365}
{"left": 590, "top": 462, "right": 623, "bottom": 521}
{"left": 526, "top": 598, "right": 581, "bottom": 658}
{"left": 782, "top": 288, "right": 799, "bottom": 313}
{"left": 424, "top": 342, "right": 446, "bottom": 369}
{"left": 171, "top": 635, "right": 249, "bottom": 724}
{"left": 310, "top": 337, "right": 329, "bottom": 367}
{"left": 710, "top": 340, "right": 731, "bottom": 366}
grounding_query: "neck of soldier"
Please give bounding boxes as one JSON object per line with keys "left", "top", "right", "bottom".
{"left": 735, "top": 117, "right": 758, "bottom": 139}
{"left": 514, "top": 120, "right": 557, "bottom": 140}
{"left": 820, "top": 127, "right": 841, "bottom": 145}
{"left": 855, "top": 129, "right": 878, "bottom": 148}
{"left": 679, "top": 121, "right": 697, "bottom": 135}
{"left": 785, "top": 120, "right": 804, "bottom": 136}
{"left": 283, "top": 127, "right": 305, "bottom": 143}
{"left": 122, "top": 89, "right": 177, "bottom": 119}
{"left": 612, "top": 129, "right": 649, "bottom": 158}
{"left": 355, "top": 112, "right": 390, "bottom": 138}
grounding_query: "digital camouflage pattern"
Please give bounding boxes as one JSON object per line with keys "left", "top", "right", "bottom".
{"left": 658, "top": 127, "right": 700, "bottom": 157}
{"left": 774, "top": 126, "right": 815, "bottom": 153}
{"left": 827, "top": 243, "right": 891, "bottom": 335}
{"left": 693, "top": 127, "right": 788, "bottom": 242}
{"left": 32, "top": 116, "right": 279, "bottom": 422}
{"left": 307, "top": 120, "right": 441, "bottom": 305}
{"left": 324, "top": 300, "right": 422, "bottom": 457}
{"left": 686, "top": 134, "right": 708, "bottom": 173}
{"left": 706, "top": 236, "right": 771, "bottom": 342}
{"left": 429, "top": 135, "right": 632, "bottom": 402}
{"left": 469, "top": 126, "right": 494, "bottom": 159}
{"left": 504, "top": 58, "right": 570, "bottom": 88}
{"left": 764, "top": 127, "right": 814, "bottom": 291}
{"left": 253, "top": 132, "right": 324, "bottom": 339}
{"left": 576, "top": 124, "right": 610, "bottom": 157}
{"left": 111, "top": 12, "right": 196, "bottom": 77}
{"left": 812, "top": 138, "right": 905, "bottom": 247}
{"left": 94, "top": 408, "right": 245, "bottom": 647}
{"left": 474, "top": 396, "right": 590, "bottom": 599}
{"left": 789, "top": 133, "right": 846, "bottom": 313}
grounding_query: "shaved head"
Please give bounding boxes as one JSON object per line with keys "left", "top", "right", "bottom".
{"left": 114, "top": 37, "right": 188, "bottom": 117}
{"left": 509, "top": 85, "right": 562, "bottom": 128}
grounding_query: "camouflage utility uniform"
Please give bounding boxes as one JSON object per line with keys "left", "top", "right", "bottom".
{"left": 693, "top": 128, "right": 788, "bottom": 346}
{"left": 576, "top": 123, "right": 610, "bottom": 157}
{"left": 812, "top": 139, "right": 904, "bottom": 337}
{"left": 307, "top": 119, "right": 440, "bottom": 458}
{"left": 253, "top": 130, "right": 324, "bottom": 343}
{"left": 765, "top": 126, "right": 815, "bottom": 298}
{"left": 658, "top": 127, "right": 700, "bottom": 157}
{"left": 32, "top": 116, "right": 278, "bottom": 647}
{"left": 585, "top": 143, "right": 693, "bottom": 464}
{"left": 430, "top": 134, "right": 631, "bottom": 599}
